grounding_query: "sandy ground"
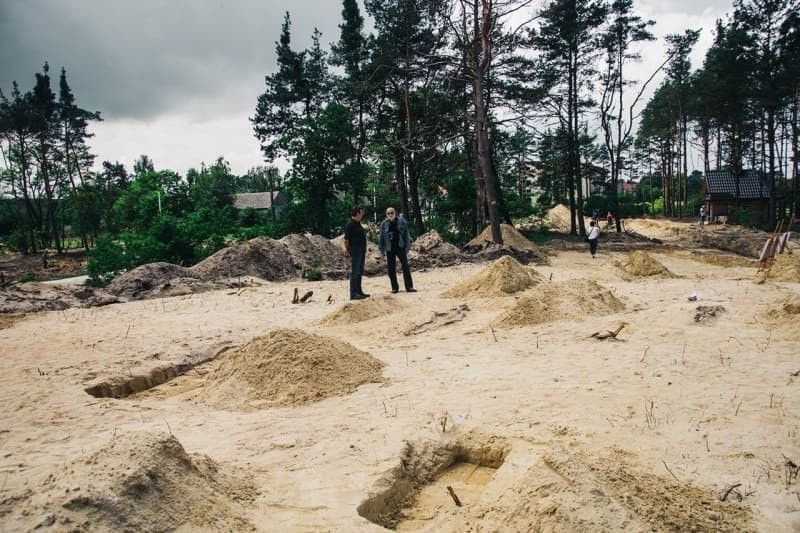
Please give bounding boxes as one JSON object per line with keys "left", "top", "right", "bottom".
{"left": 1, "top": 219, "right": 799, "bottom": 532}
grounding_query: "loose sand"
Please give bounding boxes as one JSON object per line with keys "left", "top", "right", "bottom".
{"left": 1, "top": 218, "right": 799, "bottom": 531}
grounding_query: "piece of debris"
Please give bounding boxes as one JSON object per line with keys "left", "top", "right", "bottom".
{"left": 326, "top": 294, "right": 333, "bottom": 304}
{"left": 446, "top": 485, "right": 463, "bottom": 507}
{"left": 299, "top": 290, "right": 313, "bottom": 303}
{"left": 694, "top": 305, "right": 726, "bottom": 322}
{"left": 405, "top": 304, "right": 470, "bottom": 335}
{"left": 291, "top": 287, "right": 299, "bottom": 304}
{"left": 591, "top": 323, "right": 626, "bottom": 340}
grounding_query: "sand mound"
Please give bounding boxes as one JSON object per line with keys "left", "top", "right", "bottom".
{"left": 0, "top": 282, "right": 118, "bottom": 313}
{"left": 106, "top": 262, "right": 217, "bottom": 300}
{"left": 279, "top": 233, "right": 349, "bottom": 279}
{"left": 205, "top": 328, "right": 384, "bottom": 409}
{"left": 759, "top": 253, "right": 800, "bottom": 283}
{"left": 765, "top": 293, "right": 800, "bottom": 320}
{"left": 191, "top": 237, "right": 296, "bottom": 281}
{"left": 443, "top": 256, "right": 541, "bottom": 298}
{"left": 616, "top": 251, "right": 673, "bottom": 278}
{"left": 408, "top": 230, "right": 464, "bottom": 268}
{"left": 546, "top": 204, "right": 575, "bottom": 233}
{"left": 467, "top": 223, "right": 540, "bottom": 252}
{"left": 493, "top": 279, "right": 625, "bottom": 328}
{"left": 320, "top": 295, "right": 403, "bottom": 325}
{"left": 10, "top": 431, "right": 254, "bottom": 531}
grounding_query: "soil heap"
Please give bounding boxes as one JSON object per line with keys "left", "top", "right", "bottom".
{"left": 204, "top": 328, "right": 384, "bottom": 409}
{"left": 616, "top": 251, "right": 674, "bottom": 278}
{"left": 5, "top": 431, "right": 254, "bottom": 531}
{"left": 443, "top": 256, "right": 542, "bottom": 298}
{"left": 106, "top": 262, "right": 217, "bottom": 300}
{"left": 493, "top": 279, "right": 625, "bottom": 328}
{"left": 408, "top": 230, "right": 464, "bottom": 268}
{"left": 279, "top": 233, "right": 349, "bottom": 279}
{"left": 191, "top": 237, "right": 296, "bottom": 281}
{"left": 757, "top": 253, "right": 800, "bottom": 283}
{"left": 320, "top": 295, "right": 403, "bottom": 326}
{"left": 465, "top": 224, "right": 548, "bottom": 265}
{"left": 545, "top": 204, "right": 575, "bottom": 233}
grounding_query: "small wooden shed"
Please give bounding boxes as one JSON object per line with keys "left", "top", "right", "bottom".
{"left": 700, "top": 170, "right": 769, "bottom": 223}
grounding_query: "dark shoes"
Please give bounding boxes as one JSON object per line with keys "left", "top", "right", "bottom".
{"left": 406, "top": 288, "right": 417, "bottom": 293}
{"left": 391, "top": 289, "right": 399, "bottom": 294}
{"left": 351, "top": 294, "right": 369, "bottom": 300}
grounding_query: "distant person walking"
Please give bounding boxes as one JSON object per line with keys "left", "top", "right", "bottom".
{"left": 343, "top": 205, "right": 369, "bottom": 300}
{"left": 606, "top": 211, "right": 614, "bottom": 227}
{"left": 378, "top": 208, "right": 416, "bottom": 294}
{"left": 699, "top": 205, "right": 706, "bottom": 226}
{"left": 587, "top": 220, "right": 601, "bottom": 258}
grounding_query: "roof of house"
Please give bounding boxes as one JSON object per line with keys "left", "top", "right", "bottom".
{"left": 233, "top": 191, "right": 287, "bottom": 210}
{"left": 703, "top": 170, "right": 767, "bottom": 200}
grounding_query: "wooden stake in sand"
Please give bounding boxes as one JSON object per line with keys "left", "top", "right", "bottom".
{"left": 446, "top": 485, "right": 463, "bottom": 506}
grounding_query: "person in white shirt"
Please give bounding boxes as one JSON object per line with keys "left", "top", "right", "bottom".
{"left": 587, "top": 220, "right": 601, "bottom": 258}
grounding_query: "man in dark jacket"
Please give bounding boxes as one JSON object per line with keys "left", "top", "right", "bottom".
{"left": 343, "top": 205, "right": 369, "bottom": 300}
{"left": 378, "top": 207, "right": 416, "bottom": 293}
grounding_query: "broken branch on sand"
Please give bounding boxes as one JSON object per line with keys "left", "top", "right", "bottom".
{"left": 720, "top": 483, "right": 743, "bottom": 502}
{"left": 591, "top": 323, "right": 626, "bottom": 340}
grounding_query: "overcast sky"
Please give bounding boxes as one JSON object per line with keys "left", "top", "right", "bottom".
{"left": 1, "top": 0, "right": 734, "bottom": 177}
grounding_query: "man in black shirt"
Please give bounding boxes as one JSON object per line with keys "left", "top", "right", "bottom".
{"left": 343, "top": 205, "right": 369, "bottom": 300}
{"left": 378, "top": 207, "right": 415, "bottom": 293}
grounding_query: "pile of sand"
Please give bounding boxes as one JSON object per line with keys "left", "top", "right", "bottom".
{"left": 106, "top": 262, "right": 218, "bottom": 300}
{"left": 191, "top": 237, "right": 297, "bottom": 281}
{"left": 493, "top": 279, "right": 625, "bottom": 328}
{"left": 279, "top": 233, "right": 349, "bottom": 279}
{"left": 765, "top": 293, "right": 800, "bottom": 321}
{"left": 545, "top": 204, "right": 575, "bottom": 233}
{"left": 616, "top": 251, "right": 674, "bottom": 278}
{"left": 6, "top": 431, "right": 254, "bottom": 531}
{"left": 320, "top": 295, "right": 403, "bottom": 326}
{"left": 408, "top": 230, "right": 464, "bottom": 268}
{"left": 758, "top": 253, "right": 800, "bottom": 283}
{"left": 443, "top": 256, "right": 542, "bottom": 298}
{"left": 467, "top": 223, "right": 540, "bottom": 252}
{"left": 205, "top": 328, "right": 384, "bottom": 409}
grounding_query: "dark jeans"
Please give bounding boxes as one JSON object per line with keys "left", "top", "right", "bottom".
{"left": 589, "top": 238, "right": 598, "bottom": 256}
{"left": 349, "top": 246, "right": 366, "bottom": 298}
{"left": 387, "top": 246, "right": 413, "bottom": 291}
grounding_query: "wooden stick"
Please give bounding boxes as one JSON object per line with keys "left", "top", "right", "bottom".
{"left": 446, "top": 485, "right": 463, "bottom": 507}
{"left": 720, "top": 483, "right": 742, "bottom": 502}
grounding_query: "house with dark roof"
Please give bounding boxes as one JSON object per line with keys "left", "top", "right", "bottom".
{"left": 233, "top": 191, "right": 288, "bottom": 219}
{"left": 700, "top": 170, "right": 772, "bottom": 222}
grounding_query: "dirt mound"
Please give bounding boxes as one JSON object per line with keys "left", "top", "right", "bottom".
{"left": 545, "top": 204, "right": 575, "bottom": 233}
{"left": 0, "top": 313, "right": 26, "bottom": 329}
{"left": 408, "top": 230, "right": 464, "bottom": 268}
{"left": 675, "top": 250, "right": 756, "bottom": 268}
{"left": 616, "top": 251, "right": 674, "bottom": 278}
{"left": 765, "top": 293, "right": 800, "bottom": 320}
{"left": 0, "top": 282, "right": 118, "bottom": 313}
{"left": 493, "top": 279, "right": 625, "bottom": 328}
{"left": 467, "top": 223, "right": 540, "bottom": 252}
{"left": 106, "top": 262, "right": 217, "bottom": 300}
{"left": 279, "top": 233, "right": 349, "bottom": 279}
{"left": 191, "top": 237, "right": 296, "bottom": 281}
{"left": 6, "top": 431, "right": 254, "bottom": 531}
{"left": 204, "top": 328, "right": 385, "bottom": 409}
{"left": 443, "top": 256, "right": 542, "bottom": 298}
{"left": 320, "top": 295, "right": 403, "bottom": 326}
{"left": 757, "top": 253, "right": 800, "bottom": 283}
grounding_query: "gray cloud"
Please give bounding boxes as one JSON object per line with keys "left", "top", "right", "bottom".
{"left": 0, "top": 0, "right": 342, "bottom": 119}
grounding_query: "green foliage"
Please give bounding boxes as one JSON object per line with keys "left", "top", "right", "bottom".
{"left": 302, "top": 261, "right": 323, "bottom": 281}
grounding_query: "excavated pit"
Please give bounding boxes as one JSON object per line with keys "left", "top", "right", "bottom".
{"left": 357, "top": 434, "right": 510, "bottom": 530}
{"left": 83, "top": 344, "right": 231, "bottom": 399}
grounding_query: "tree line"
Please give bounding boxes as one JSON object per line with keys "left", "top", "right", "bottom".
{"left": 1, "top": 0, "right": 798, "bottom": 279}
